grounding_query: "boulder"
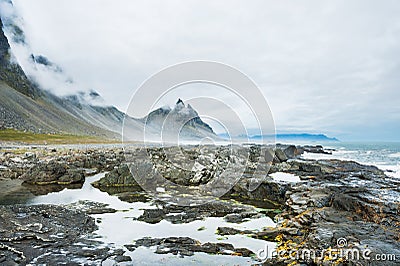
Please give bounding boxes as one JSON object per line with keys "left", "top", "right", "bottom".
{"left": 283, "top": 145, "right": 302, "bottom": 159}
{"left": 274, "top": 149, "right": 288, "bottom": 162}
{"left": 21, "top": 161, "right": 85, "bottom": 185}
{"left": 91, "top": 164, "right": 139, "bottom": 188}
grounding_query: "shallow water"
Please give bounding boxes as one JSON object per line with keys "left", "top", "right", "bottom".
{"left": 26, "top": 173, "right": 276, "bottom": 264}
{"left": 104, "top": 247, "right": 255, "bottom": 266}
{"left": 270, "top": 172, "right": 301, "bottom": 183}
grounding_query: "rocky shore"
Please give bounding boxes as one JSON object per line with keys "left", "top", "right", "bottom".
{"left": 0, "top": 144, "right": 399, "bottom": 265}
{"left": 0, "top": 202, "right": 129, "bottom": 265}
{"left": 263, "top": 159, "right": 400, "bottom": 265}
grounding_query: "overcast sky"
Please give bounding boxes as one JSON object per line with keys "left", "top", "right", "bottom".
{"left": 3, "top": 0, "right": 400, "bottom": 141}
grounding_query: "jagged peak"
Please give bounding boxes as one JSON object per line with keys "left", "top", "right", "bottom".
{"left": 89, "top": 90, "right": 101, "bottom": 99}
{"left": 174, "top": 98, "right": 185, "bottom": 112}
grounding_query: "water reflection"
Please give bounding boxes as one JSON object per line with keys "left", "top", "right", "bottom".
{"left": 19, "top": 173, "right": 277, "bottom": 264}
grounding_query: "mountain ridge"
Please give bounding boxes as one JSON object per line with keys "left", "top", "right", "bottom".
{"left": 218, "top": 132, "right": 339, "bottom": 142}
{"left": 143, "top": 99, "right": 214, "bottom": 134}
{"left": 0, "top": 15, "right": 216, "bottom": 141}
{"left": 0, "top": 16, "right": 40, "bottom": 99}
{"left": 0, "top": 15, "right": 122, "bottom": 138}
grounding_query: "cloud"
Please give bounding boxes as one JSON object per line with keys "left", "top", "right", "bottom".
{"left": 3, "top": 0, "right": 400, "bottom": 140}
{"left": 0, "top": 0, "right": 84, "bottom": 97}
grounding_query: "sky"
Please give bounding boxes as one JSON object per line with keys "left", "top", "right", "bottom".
{"left": 1, "top": 0, "right": 400, "bottom": 141}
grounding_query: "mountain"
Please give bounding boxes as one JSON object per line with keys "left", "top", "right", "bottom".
{"left": 0, "top": 16, "right": 120, "bottom": 138}
{"left": 135, "top": 99, "right": 216, "bottom": 141}
{"left": 275, "top": 133, "right": 339, "bottom": 142}
{"left": 218, "top": 133, "right": 339, "bottom": 142}
{"left": 0, "top": 15, "right": 39, "bottom": 99}
{"left": 0, "top": 14, "right": 215, "bottom": 141}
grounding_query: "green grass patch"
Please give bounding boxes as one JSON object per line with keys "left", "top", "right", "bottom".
{"left": 0, "top": 128, "right": 115, "bottom": 144}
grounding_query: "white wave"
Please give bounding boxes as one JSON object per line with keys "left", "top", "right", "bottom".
{"left": 388, "top": 152, "right": 400, "bottom": 158}
{"left": 301, "top": 151, "right": 351, "bottom": 161}
{"left": 382, "top": 164, "right": 400, "bottom": 179}
{"left": 302, "top": 151, "right": 400, "bottom": 179}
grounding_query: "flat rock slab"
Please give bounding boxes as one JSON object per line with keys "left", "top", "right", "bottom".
{"left": 125, "top": 236, "right": 254, "bottom": 258}
{"left": 0, "top": 204, "right": 125, "bottom": 265}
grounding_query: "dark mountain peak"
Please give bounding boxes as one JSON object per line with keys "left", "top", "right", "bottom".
{"left": 174, "top": 98, "right": 186, "bottom": 112}
{"left": 0, "top": 16, "right": 39, "bottom": 99}
{"left": 143, "top": 99, "right": 215, "bottom": 136}
{"left": 30, "top": 54, "right": 63, "bottom": 72}
{"left": 0, "top": 16, "right": 10, "bottom": 62}
{"left": 89, "top": 90, "right": 101, "bottom": 99}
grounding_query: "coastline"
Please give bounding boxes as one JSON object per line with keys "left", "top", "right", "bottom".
{"left": 0, "top": 143, "right": 399, "bottom": 264}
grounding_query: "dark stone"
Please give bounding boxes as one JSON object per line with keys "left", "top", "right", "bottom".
{"left": 68, "top": 200, "right": 117, "bottom": 215}
{"left": 303, "top": 145, "right": 332, "bottom": 154}
{"left": 131, "top": 236, "right": 254, "bottom": 257}
{"left": 283, "top": 145, "right": 301, "bottom": 159}
{"left": 137, "top": 200, "right": 255, "bottom": 224}
{"left": 0, "top": 204, "right": 118, "bottom": 265}
{"left": 216, "top": 227, "right": 253, "bottom": 235}
{"left": 274, "top": 149, "right": 288, "bottom": 162}
{"left": 114, "top": 255, "right": 132, "bottom": 262}
{"left": 21, "top": 161, "right": 85, "bottom": 185}
{"left": 91, "top": 164, "right": 140, "bottom": 188}
{"left": 264, "top": 148, "right": 275, "bottom": 162}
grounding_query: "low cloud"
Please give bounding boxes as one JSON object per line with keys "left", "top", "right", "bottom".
{"left": 0, "top": 0, "right": 93, "bottom": 98}
{"left": 2, "top": 0, "right": 400, "bottom": 140}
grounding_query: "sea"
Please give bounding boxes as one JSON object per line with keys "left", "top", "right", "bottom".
{"left": 300, "top": 142, "right": 400, "bottom": 179}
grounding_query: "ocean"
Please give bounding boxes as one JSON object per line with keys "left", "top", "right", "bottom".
{"left": 301, "top": 142, "right": 400, "bottom": 179}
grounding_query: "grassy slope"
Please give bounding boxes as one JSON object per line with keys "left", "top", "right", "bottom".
{"left": 0, "top": 128, "right": 117, "bottom": 144}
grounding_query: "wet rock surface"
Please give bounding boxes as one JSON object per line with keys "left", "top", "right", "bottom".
{"left": 68, "top": 200, "right": 117, "bottom": 215}
{"left": 266, "top": 159, "right": 400, "bottom": 265}
{"left": 20, "top": 160, "right": 85, "bottom": 185}
{"left": 0, "top": 147, "right": 125, "bottom": 181}
{"left": 0, "top": 144, "right": 399, "bottom": 265}
{"left": 125, "top": 236, "right": 254, "bottom": 257}
{"left": 136, "top": 199, "right": 259, "bottom": 224}
{"left": 0, "top": 147, "right": 126, "bottom": 199}
{"left": 91, "top": 163, "right": 140, "bottom": 189}
{"left": 0, "top": 204, "right": 127, "bottom": 265}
